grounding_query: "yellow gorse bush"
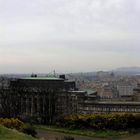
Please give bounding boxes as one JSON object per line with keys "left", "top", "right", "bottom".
{"left": 0, "top": 118, "right": 24, "bottom": 130}
{"left": 59, "top": 113, "right": 140, "bottom": 130}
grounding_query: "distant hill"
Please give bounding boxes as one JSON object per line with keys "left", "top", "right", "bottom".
{"left": 114, "top": 67, "right": 140, "bottom": 76}
{"left": 115, "top": 67, "right": 140, "bottom": 72}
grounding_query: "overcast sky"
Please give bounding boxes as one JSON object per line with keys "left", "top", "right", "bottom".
{"left": 0, "top": 0, "right": 140, "bottom": 73}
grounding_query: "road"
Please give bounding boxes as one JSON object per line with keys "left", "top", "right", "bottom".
{"left": 37, "top": 130, "right": 140, "bottom": 140}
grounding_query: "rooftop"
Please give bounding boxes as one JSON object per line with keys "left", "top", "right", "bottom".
{"left": 83, "top": 89, "right": 97, "bottom": 95}
{"left": 84, "top": 101, "right": 140, "bottom": 105}
{"left": 69, "top": 90, "right": 86, "bottom": 93}
{"left": 20, "top": 77, "right": 64, "bottom": 81}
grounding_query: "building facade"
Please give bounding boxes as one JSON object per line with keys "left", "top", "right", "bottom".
{"left": 79, "top": 101, "right": 140, "bottom": 114}
{"left": 0, "top": 76, "right": 81, "bottom": 123}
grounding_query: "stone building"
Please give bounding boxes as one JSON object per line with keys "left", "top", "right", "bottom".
{"left": 133, "top": 85, "right": 140, "bottom": 101}
{"left": 80, "top": 101, "right": 140, "bottom": 114}
{"left": 0, "top": 75, "right": 84, "bottom": 123}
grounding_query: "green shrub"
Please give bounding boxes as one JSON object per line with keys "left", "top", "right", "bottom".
{"left": 63, "top": 136, "right": 74, "bottom": 140}
{"left": 21, "top": 124, "right": 37, "bottom": 137}
{"left": 55, "top": 136, "right": 75, "bottom": 140}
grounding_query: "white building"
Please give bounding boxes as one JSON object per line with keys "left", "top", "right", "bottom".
{"left": 117, "top": 84, "right": 134, "bottom": 96}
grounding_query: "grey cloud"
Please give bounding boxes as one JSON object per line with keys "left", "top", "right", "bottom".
{"left": 0, "top": 0, "right": 140, "bottom": 73}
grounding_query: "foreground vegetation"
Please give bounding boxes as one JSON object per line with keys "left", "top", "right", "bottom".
{"left": 36, "top": 125, "right": 131, "bottom": 138}
{"left": 57, "top": 113, "right": 140, "bottom": 130}
{"left": 0, "top": 118, "right": 37, "bottom": 139}
{"left": 0, "top": 125, "right": 37, "bottom": 140}
{"left": 0, "top": 114, "right": 140, "bottom": 139}
{"left": 0, "top": 118, "right": 24, "bottom": 130}
{"left": 36, "top": 113, "right": 140, "bottom": 138}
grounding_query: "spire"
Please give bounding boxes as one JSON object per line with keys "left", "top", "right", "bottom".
{"left": 53, "top": 70, "right": 56, "bottom": 77}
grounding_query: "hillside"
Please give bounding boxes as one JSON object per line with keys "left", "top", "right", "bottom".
{"left": 113, "top": 67, "right": 140, "bottom": 76}
{"left": 0, "top": 125, "right": 37, "bottom": 140}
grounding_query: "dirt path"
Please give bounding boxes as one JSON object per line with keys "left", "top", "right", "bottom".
{"left": 120, "top": 133, "right": 140, "bottom": 140}
{"left": 37, "top": 130, "right": 106, "bottom": 140}
{"left": 37, "top": 130, "right": 140, "bottom": 140}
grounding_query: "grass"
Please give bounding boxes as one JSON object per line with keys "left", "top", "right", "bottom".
{"left": 0, "top": 125, "right": 38, "bottom": 140}
{"left": 35, "top": 125, "right": 131, "bottom": 138}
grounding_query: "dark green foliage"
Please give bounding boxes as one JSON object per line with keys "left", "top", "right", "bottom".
{"left": 56, "top": 113, "right": 140, "bottom": 130}
{"left": 21, "top": 124, "right": 37, "bottom": 137}
{"left": 63, "top": 136, "right": 74, "bottom": 140}
{"left": 55, "top": 136, "right": 74, "bottom": 140}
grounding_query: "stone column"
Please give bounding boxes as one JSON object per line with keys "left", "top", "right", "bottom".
{"left": 42, "top": 95, "right": 45, "bottom": 115}
{"left": 31, "top": 96, "right": 34, "bottom": 116}
{"left": 37, "top": 95, "right": 40, "bottom": 116}
{"left": 20, "top": 97, "right": 23, "bottom": 114}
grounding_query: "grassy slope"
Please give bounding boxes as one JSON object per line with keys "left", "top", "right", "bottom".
{"left": 35, "top": 125, "right": 130, "bottom": 138}
{"left": 0, "top": 125, "right": 37, "bottom": 140}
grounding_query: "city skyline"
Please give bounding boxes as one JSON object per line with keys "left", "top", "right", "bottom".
{"left": 0, "top": 0, "right": 140, "bottom": 73}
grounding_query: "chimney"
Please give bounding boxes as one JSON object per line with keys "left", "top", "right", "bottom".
{"left": 59, "top": 75, "right": 65, "bottom": 80}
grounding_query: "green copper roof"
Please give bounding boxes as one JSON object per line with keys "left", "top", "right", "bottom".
{"left": 83, "top": 89, "right": 97, "bottom": 95}
{"left": 20, "top": 77, "right": 63, "bottom": 80}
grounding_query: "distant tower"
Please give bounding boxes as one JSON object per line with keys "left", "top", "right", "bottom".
{"left": 53, "top": 70, "right": 56, "bottom": 77}
{"left": 59, "top": 75, "right": 66, "bottom": 80}
{"left": 110, "top": 72, "right": 115, "bottom": 77}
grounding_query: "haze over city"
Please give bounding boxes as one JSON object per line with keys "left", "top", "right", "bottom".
{"left": 0, "top": 0, "right": 140, "bottom": 73}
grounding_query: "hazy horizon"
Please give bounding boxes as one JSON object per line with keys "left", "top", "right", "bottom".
{"left": 0, "top": 0, "right": 140, "bottom": 73}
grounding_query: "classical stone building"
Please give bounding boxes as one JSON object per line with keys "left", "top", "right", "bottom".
{"left": 79, "top": 101, "right": 140, "bottom": 114}
{"left": 0, "top": 75, "right": 84, "bottom": 123}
